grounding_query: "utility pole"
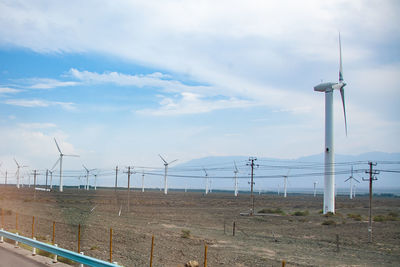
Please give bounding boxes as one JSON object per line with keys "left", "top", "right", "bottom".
{"left": 33, "top": 170, "right": 38, "bottom": 200}
{"left": 45, "top": 169, "right": 49, "bottom": 190}
{"left": 115, "top": 166, "right": 118, "bottom": 192}
{"left": 125, "top": 166, "right": 135, "bottom": 213}
{"left": 247, "top": 157, "right": 258, "bottom": 216}
{"left": 363, "top": 162, "right": 378, "bottom": 243}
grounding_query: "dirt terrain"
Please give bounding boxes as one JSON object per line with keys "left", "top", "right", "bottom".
{"left": 0, "top": 187, "right": 399, "bottom": 266}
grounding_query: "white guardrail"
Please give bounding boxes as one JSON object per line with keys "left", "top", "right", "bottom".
{"left": 0, "top": 229, "right": 119, "bottom": 267}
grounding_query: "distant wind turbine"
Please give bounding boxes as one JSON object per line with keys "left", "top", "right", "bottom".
{"left": 53, "top": 138, "right": 79, "bottom": 192}
{"left": 344, "top": 166, "right": 359, "bottom": 199}
{"left": 313, "top": 181, "right": 318, "bottom": 197}
{"left": 83, "top": 164, "right": 96, "bottom": 190}
{"left": 14, "top": 158, "right": 28, "bottom": 189}
{"left": 283, "top": 170, "right": 290, "bottom": 198}
{"left": 203, "top": 168, "right": 209, "bottom": 195}
{"left": 233, "top": 161, "right": 239, "bottom": 197}
{"left": 313, "top": 33, "right": 348, "bottom": 214}
{"left": 159, "top": 154, "right": 177, "bottom": 195}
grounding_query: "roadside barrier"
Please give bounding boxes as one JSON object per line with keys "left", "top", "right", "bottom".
{"left": 0, "top": 229, "right": 120, "bottom": 267}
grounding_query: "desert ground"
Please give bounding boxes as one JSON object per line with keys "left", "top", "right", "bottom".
{"left": 0, "top": 186, "right": 399, "bottom": 267}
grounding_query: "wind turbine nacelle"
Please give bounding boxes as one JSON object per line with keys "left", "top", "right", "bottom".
{"left": 314, "top": 82, "right": 336, "bottom": 92}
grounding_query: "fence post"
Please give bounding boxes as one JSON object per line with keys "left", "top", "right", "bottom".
{"left": 79, "top": 252, "right": 84, "bottom": 267}
{"left": 32, "top": 237, "right": 36, "bottom": 256}
{"left": 204, "top": 244, "right": 208, "bottom": 267}
{"left": 14, "top": 232, "right": 19, "bottom": 248}
{"left": 78, "top": 224, "right": 81, "bottom": 253}
{"left": 282, "top": 260, "right": 286, "bottom": 267}
{"left": 109, "top": 228, "right": 113, "bottom": 263}
{"left": 31, "top": 216, "right": 35, "bottom": 239}
{"left": 150, "top": 235, "right": 155, "bottom": 267}
{"left": 233, "top": 221, "right": 236, "bottom": 236}
{"left": 52, "top": 221, "right": 55, "bottom": 245}
{"left": 53, "top": 244, "right": 58, "bottom": 263}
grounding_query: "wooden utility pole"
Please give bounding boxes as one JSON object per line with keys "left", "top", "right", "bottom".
{"left": 115, "top": 166, "right": 118, "bottom": 192}
{"left": 247, "top": 157, "right": 258, "bottom": 215}
{"left": 363, "top": 162, "right": 378, "bottom": 243}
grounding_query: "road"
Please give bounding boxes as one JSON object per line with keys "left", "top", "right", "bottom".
{"left": 0, "top": 241, "right": 61, "bottom": 267}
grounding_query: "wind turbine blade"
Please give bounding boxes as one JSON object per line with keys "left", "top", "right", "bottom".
{"left": 54, "top": 138, "right": 62, "bottom": 154}
{"left": 339, "top": 32, "right": 343, "bottom": 82}
{"left": 52, "top": 157, "right": 60, "bottom": 170}
{"left": 159, "top": 154, "right": 167, "bottom": 164}
{"left": 64, "top": 154, "right": 80, "bottom": 157}
{"left": 287, "top": 169, "right": 291, "bottom": 176}
{"left": 168, "top": 159, "right": 178, "bottom": 165}
{"left": 340, "top": 87, "right": 348, "bottom": 136}
{"left": 344, "top": 177, "right": 351, "bottom": 182}
{"left": 14, "top": 158, "right": 20, "bottom": 167}
{"left": 353, "top": 178, "right": 360, "bottom": 183}
{"left": 234, "top": 161, "right": 238, "bottom": 172}
{"left": 82, "top": 164, "right": 89, "bottom": 172}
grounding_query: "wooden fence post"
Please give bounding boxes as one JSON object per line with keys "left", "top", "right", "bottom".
{"left": 204, "top": 244, "right": 208, "bottom": 267}
{"left": 150, "top": 235, "right": 155, "bottom": 267}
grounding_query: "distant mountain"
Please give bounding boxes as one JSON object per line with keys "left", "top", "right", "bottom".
{"left": 165, "top": 152, "right": 400, "bottom": 194}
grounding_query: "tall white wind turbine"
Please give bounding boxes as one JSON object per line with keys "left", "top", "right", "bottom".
{"left": 314, "top": 33, "right": 348, "bottom": 214}
{"left": 53, "top": 138, "right": 79, "bottom": 192}
{"left": 344, "top": 166, "right": 359, "bottom": 199}
{"left": 14, "top": 158, "right": 28, "bottom": 189}
{"left": 159, "top": 155, "right": 177, "bottom": 195}
{"left": 234, "top": 161, "right": 239, "bottom": 197}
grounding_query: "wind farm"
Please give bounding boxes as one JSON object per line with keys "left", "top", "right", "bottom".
{"left": 1, "top": 1, "right": 399, "bottom": 266}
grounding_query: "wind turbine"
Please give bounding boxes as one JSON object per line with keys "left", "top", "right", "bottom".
{"left": 313, "top": 181, "right": 318, "bottom": 197}
{"left": 203, "top": 168, "right": 209, "bottom": 195}
{"left": 83, "top": 165, "right": 96, "bottom": 191}
{"left": 159, "top": 154, "right": 177, "bottom": 195}
{"left": 344, "top": 166, "right": 359, "bottom": 199}
{"left": 14, "top": 158, "right": 28, "bottom": 189}
{"left": 53, "top": 138, "right": 79, "bottom": 192}
{"left": 313, "top": 33, "right": 348, "bottom": 214}
{"left": 234, "top": 161, "right": 239, "bottom": 197}
{"left": 283, "top": 170, "right": 290, "bottom": 198}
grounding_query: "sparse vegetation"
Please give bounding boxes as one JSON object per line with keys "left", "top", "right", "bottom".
{"left": 292, "top": 210, "right": 309, "bottom": 216}
{"left": 323, "top": 212, "right": 334, "bottom": 217}
{"left": 181, "top": 229, "right": 191, "bottom": 238}
{"left": 374, "top": 213, "right": 399, "bottom": 222}
{"left": 322, "top": 220, "right": 336, "bottom": 226}
{"left": 90, "top": 245, "right": 99, "bottom": 250}
{"left": 258, "top": 208, "right": 285, "bottom": 215}
{"left": 347, "top": 213, "right": 363, "bottom": 221}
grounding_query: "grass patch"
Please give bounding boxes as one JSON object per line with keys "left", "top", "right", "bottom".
{"left": 347, "top": 213, "right": 363, "bottom": 221}
{"left": 258, "top": 208, "right": 285, "bottom": 215}
{"left": 374, "top": 213, "right": 398, "bottom": 222}
{"left": 323, "top": 212, "right": 335, "bottom": 217}
{"left": 292, "top": 210, "right": 309, "bottom": 216}
{"left": 181, "top": 229, "right": 191, "bottom": 238}
{"left": 90, "top": 245, "right": 99, "bottom": 250}
{"left": 322, "top": 220, "right": 336, "bottom": 226}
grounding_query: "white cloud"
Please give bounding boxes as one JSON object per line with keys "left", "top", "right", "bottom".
{"left": 137, "top": 92, "right": 255, "bottom": 116}
{"left": 4, "top": 99, "right": 75, "bottom": 110}
{"left": 29, "top": 78, "right": 79, "bottom": 89}
{"left": 18, "top": 122, "right": 57, "bottom": 129}
{"left": 0, "top": 87, "right": 20, "bottom": 94}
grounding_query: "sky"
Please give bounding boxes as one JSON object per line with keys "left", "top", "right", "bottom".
{"left": 0, "top": 0, "right": 399, "bottom": 185}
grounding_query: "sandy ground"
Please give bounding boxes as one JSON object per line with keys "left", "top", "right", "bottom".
{"left": 0, "top": 187, "right": 399, "bottom": 267}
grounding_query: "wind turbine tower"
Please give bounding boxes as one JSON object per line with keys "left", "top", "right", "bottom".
{"left": 283, "top": 170, "right": 290, "bottom": 198}
{"left": 234, "top": 162, "right": 239, "bottom": 197}
{"left": 203, "top": 168, "right": 209, "bottom": 195}
{"left": 313, "top": 181, "right": 318, "bottom": 197}
{"left": 159, "top": 155, "right": 177, "bottom": 195}
{"left": 83, "top": 165, "right": 96, "bottom": 191}
{"left": 313, "top": 34, "right": 348, "bottom": 214}
{"left": 53, "top": 138, "right": 79, "bottom": 192}
{"left": 14, "top": 158, "right": 28, "bottom": 189}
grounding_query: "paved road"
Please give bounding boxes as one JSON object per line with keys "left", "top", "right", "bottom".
{"left": 0, "top": 244, "right": 48, "bottom": 267}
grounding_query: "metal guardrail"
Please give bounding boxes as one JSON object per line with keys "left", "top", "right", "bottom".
{"left": 0, "top": 229, "right": 119, "bottom": 267}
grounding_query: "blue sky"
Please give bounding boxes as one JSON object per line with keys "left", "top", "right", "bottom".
{"left": 0, "top": 0, "right": 399, "bottom": 184}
